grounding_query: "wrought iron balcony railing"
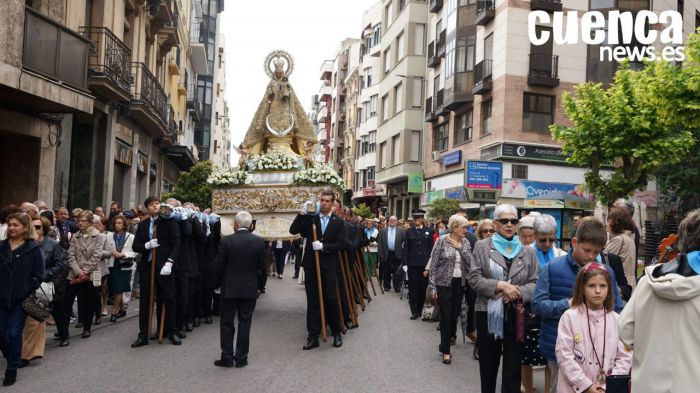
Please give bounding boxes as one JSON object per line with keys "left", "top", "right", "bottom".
{"left": 131, "top": 62, "right": 168, "bottom": 124}
{"left": 80, "top": 27, "right": 133, "bottom": 94}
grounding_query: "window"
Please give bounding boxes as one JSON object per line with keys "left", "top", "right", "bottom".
{"left": 411, "top": 78, "right": 423, "bottom": 108}
{"left": 385, "top": 2, "right": 393, "bottom": 25}
{"left": 696, "top": 11, "right": 700, "bottom": 29}
{"left": 368, "top": 131, "right": 376, "bottom": 152}
{"left": 396, "top": 32, "right": 405, "bottom": 61}
{"left": 392, "top": 135, "right": 401, "bottom": 165}
{"left": 454, "top": 110, "right": 473, "bottom": 144}
{"left": 364, "top": 67, "right": 373, "bottom": 87}
{"left": 481, "top": 101, "right": 492, "bottom": 135}
{"left": 368, "top": 166, "right": 375, "bottom": 182}
{"left": 384, "top": 48, "right": 392, "bottom": 73}
{"left": 374, "top": 23, "right": 382, "bottom": 45}
{"left": 380, "top": 142, "right": 388, "bottom": 168}
{"left": 678, "top": 0, "right": 683, "bottom": 15}
{"left": 414, "top": 24, "right": 425, "bottom": 56}
{"left": 512, "top": 164, "right": 528, "bottom": 180}
{"left": 382, "top": 94, "right": 389, "bottom": 122}
{"left": 434, "top": 123, "right": 449, "bottom": 152}
{"left": 355, "top": 140, "right": 361, "bottom": 159}
{"left": 522, "top": 93, "right": 554, "bottom": 132}
{"left": 357, "top": 108, "right": 362, "bottom": 124}
{"left": 445, "top": 40, "right": 455, "bottom": 77}
{"left": 394, "top": 82, "right": 403, "bottom": 115}
{"left": 399, "top": 0, "right": 406, "bottom": 12}
{"left": 410, "top": 131, "right": 421, "bottom": 162}
{"left": 370, "top": 95, "right": 378, "bottom": 117}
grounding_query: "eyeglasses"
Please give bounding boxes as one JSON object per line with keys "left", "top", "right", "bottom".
{"left": 538, "top": 237, "right": 556, "bottom": 243}
{"left": 480, "top": 229, "right": 495, "bottom": 234}
{"left": 33, "top": 225, "right": 42, "bottom": 230}
{"left": 496, "top": 218, "right": 519, "bottom": 225}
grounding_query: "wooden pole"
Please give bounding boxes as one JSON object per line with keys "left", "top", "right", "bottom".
{"left": 334, "top": 281, "right": 345, "bottom": 333}
{"left": 147, "top": 225, "right": 157, "bottom": 338}
{"left": 361, "top": 249, "right": 378, "bottom": 296}
{"left": 344, "top": 251, "right": 365, "bottom": 311}
{"left": 355, "top": 250, "right": 373, "bottom": 302}
{"left": 311, "top": 222, "right": 327, "bottom": 341}
{"left": 158, "top": 305, "right": 166, "bottom": 344}
{"left": 353, "top": 259, "right": 372, "bottom": 303}
{"left": 364, "top": 247, "right": 384, "bottom": 294}
{"left": 338, "top": 252, "right": 357, "bottom": 327}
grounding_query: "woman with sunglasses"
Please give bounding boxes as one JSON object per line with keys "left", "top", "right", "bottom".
{"left": 20, "top": 217, "right": 68, "bottom": 367}
{"left": 476, "top": 219, "right": 495, "bottom": 240}
{"left": 468, "top": 204, "right": 539, "bottom": 393}
{"left": 0, "top": 213, "right": 44, "bottom": 386}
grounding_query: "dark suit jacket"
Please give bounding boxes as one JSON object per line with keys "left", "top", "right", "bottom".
{"left": 132, "top": 216, "right": 181, "bottom": 273}
{"left": 176, "top": 218, "right": 193, "bottom": 274}
{"left": 213, "top": 229, "right": 266, "bottom": 299}
{"left": 342, "top": 220, "right": 359, "bottom": 252}
{"left": 289, "top": 213, "right": 345, "bottom": 270}
{"left": 402, "top": 225, "right": 435, "bottom": 267}
{"left": 378, "top": 226, "right": 405, "bottom": 261}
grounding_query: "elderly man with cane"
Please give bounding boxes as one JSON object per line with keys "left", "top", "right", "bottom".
{"left": 290, "top": 189, "right": 346, "bottom": 350}
{"left": 131, "top": 196, "right": 181, "bottom": 347}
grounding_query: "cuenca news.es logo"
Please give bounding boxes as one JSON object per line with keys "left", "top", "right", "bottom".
{"left": 528, "top": 11, "right": 685, "bottom": 62}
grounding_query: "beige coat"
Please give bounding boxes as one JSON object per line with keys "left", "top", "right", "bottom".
{"left": 619, "top": 265, "right": 700, "bottom": 393}
{"left": 67, "top": 226, "right": 104, "bottom": 280}
{"left": 606, "top": 230, "right": 636, "bottom": 288}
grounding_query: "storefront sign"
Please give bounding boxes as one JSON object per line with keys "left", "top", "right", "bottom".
{"left": 442, "top": 150, "right": 462, "bottom": 166}
{"left": 421, "top": 190, "right": 445, "bottom": 206}
{"left": 466, "top": 160, "right": 503, "bottom": 189}
{"left": 502, "top": 179, "right": 587, "bottom": 199}
{"left": 115, "top": 139, "right": 133, "bottom": 166}
{"left": 523, "top": 199, "right": 565, "bottom": 209}
{"left": 501, "top": 143, "right": 568, "bottom": 162}
{"left": 408, "top": 171, "right": 424, "bottom": 194}
{"left": 363, "top": 187, "right": 376, "bottom": 196}
{"left": 444, "top": 186, "right": 467, "bottom": 202}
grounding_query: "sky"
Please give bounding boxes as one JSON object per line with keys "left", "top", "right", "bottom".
{"left": 220, "top": 0, "right": 378, "bottom": 161}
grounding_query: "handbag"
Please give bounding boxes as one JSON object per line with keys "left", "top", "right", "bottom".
{"left": 22, "top": 286, "right": 53, "bottom": 322}
{"left": 35, "top": 281, "right": 54, "bottom": 303}
{"left": 421, "top": 287, "right": 440, "bottom": 321}
{"left": 514, "top": 300, "right": 526, "bottom": 344}
{"left": 606, "top": 375, "right": 631, "bottom": 393}
{"left": 117, "top": 257, "right": 135, "bottom": 269}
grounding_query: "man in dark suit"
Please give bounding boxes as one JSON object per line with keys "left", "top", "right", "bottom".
{"left": 165, "top": 199, "right": 191, "bottom": 339}
{"left": 131, "top": 196, "right": 182, "bottom": 347}
{"left": 402, "top": 209, "right": 434, "bottom": 320}
{"left": 378, "top": 215, "right": 405, "bottom": 292}
{"left": 289, "top": 190, "right": 346, "bottom": 350}
{"left": 212, "top": 211, "right": 266, "bottom": 368}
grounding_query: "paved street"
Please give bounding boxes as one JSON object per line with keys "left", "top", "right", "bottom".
{"left": 7, "top": 274, "right": 545, "bottom": 392}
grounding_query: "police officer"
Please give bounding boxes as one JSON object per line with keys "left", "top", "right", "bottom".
{"left": 402, "top": 209, "right": 434, "bottom": 320}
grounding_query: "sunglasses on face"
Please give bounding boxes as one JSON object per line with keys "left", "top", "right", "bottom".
{"left": 496, "top": 218, "right": 519, "bottom": 225}
{"left": 538, "top": 237, "right": 556, "bottom": 243}
{"left": 481, "top": 228, "right": 495, "bottom": 234}
{"left": 33, "top": 225, "right": 42, "bottom": 230}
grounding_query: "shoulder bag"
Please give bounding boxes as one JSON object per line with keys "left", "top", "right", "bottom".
{"left": 115, "top": 233, "right": 134, "bottom": 269}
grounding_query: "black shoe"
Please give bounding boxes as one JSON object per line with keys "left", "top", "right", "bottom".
{"left": 59, "top": 340, "right": 70, "bottom": 347}
{"left": 3, "top": 370, "right": 17, "bottom": 387}
{"left": 81, "top": 330, "right": 91, "bottom": 338}
{"left": 214, "top": 359, "right": 233, "bottom": 368}
{"left": 110, "top": 314, "right": 118, "bottom": 323}
{"left": 383, "top": 286, "right": 391, "bottom": 292}
{"left": 184, "top": 323, "right": 194, "bottom": 332}
{"left": 168, "top": 334, "right": 182, "bottom": 345}
{"left": 131, "top": 335, "right": 149, "bottom": 348}
{"left": 235, "top": 360, "right": 248, "bottom": 368}
{"left": 53, "top": 332, "right": 60, "bottom": 339}
{"left": 18, "top": 359, "right": 29, "bottom": 368}
{"left": 410, "top": 315, "right": 419, "bottom": 320}
{"left": 302, "top": 336, "right": 319, "bottom": 350}
{"left": 175, "top": 330, "right": 187, "bottom": 339}
{"left": 292, "top": 276, "right": 299, "bottom": 279}
{"left": 94, "top": 317, "right": 102, "bottom": 325}
{"left": 344, "top": 321, "right": 353, "bottom": 331}
{"left": 333, "top": 333, "right": 343, "bottom": 348}
{"left": 116, "top": 310, "right": 127, "bottom": 318}
{"left": 204, "top": 316, "right": 213, "bottom": 325}
{"left": 442, "top": 354, "right": 452, "bottom": 365}
{"left": 150, "top": 333, "right": 159, "bottom": 340}
{"left": 193, "top": 318, "right": 201, "bottom": 328}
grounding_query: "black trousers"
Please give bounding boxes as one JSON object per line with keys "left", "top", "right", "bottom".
{"left": 379, "top": 251, "right": 400, "bottom": 289}
{"left": 437, "top": 278, "right": 463, "bottom": 355}
{"left": 51, "top": 290, "right": 72, "bottom": 341}
{"left": 199, "top": 268, "right": 213, "bottom": 318}
{"left": 174, "top": 270, "right": 189, "bottom": 330}
{"left": 220, "top": 298, "right": 257, "bottom": 363}
{"left": 186, "top": 275, "right": 200, "bottom": 323}
{"left": 293, "top": 249, "right": 302, "bottom": 277}
{"left": 303, "top": 265, "right": 341, "bottom": 337}
{"left": 465, "top": 283, "right": 477, "bottom": 333}
{"left": 274, "top": 248, "right": 286, "bottom": 276}
{"left": 257, "top": 263, "right": 268, "bottom": 291}
{"left": 71, "top": 281, "right": 96, "bottom": 332}
{"left": 476, "top": 311, "right": 522, "bottom": 393}
{"left": 407, "top": 266, "right": 428, "bottom": 317}
{"left": 137, "top": 268, "right": 176, "bottom": 336}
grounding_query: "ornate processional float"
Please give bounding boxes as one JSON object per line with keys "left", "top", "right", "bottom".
{"left": 210, "top": 50, "right": 344, "bottom": 239}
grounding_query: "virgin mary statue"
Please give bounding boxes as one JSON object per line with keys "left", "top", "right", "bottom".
{"left": 242, "top": 50, "right": 317, "bottom": 160}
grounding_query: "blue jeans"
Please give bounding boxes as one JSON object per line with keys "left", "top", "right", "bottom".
{"left": 0, "top": 304, "right": 27, "bottom": 371}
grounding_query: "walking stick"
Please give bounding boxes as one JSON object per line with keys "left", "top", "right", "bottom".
{"left": 158, "top": 305, "right": 166, "bottom": 344}
{"left": 311, "top": 222, "right": 327, "bottom": 341}
{"left": 343, "top": 253, "right": 358, "bottom": 326}
{"left": 364, "top": 247, "right": 384, "bottom": 294}
{"left": 147, "top": 226, "right": 158, "bottom": 338}
{"left": 344, "top": 251, "right": 365, "bottom": 311}
{"left": 353, "top": 259, "right": 372, "bottom": 302}
{"left": 355, "top": 250, "right": 373, "bottom": 301}
{"left": 360, "top": 248, "right": 378, "bottom": 296}
{"left": 334, "top": 282, "right": 345, "bottom": 333}
{"left": 338, "top": 252, "right": 357, "bottom": 327}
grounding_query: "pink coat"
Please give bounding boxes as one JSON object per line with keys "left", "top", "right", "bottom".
{"left": 555, "top": 306, "right": 632, "bottom": 393}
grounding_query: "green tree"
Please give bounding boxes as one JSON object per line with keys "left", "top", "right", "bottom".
{"left": 352, "top": 203, "right": 374, "bottom": 220}
{"left": 163, "top": 161, "right": 214, "bottom": 209}
{"left": 428, "top": 198, "right": 461, "bottom": 221}
{"left": 551, "top": 58, "right": 695, "bottom": 206}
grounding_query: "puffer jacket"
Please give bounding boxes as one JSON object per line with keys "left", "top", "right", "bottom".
{"left": 0, "top": 239, "right": 44, "bottom": 307}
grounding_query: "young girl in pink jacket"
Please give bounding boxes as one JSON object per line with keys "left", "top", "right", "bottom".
{"left": 555, "top": 263, "right": 632, "bottom": 393}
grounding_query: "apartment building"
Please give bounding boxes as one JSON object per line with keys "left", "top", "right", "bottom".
{"left": 209, "top": 35, "right": 231, "bottom": 168}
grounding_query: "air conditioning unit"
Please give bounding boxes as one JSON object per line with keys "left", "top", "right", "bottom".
{"left": 432, "top": 151, "right": 442, "bottom": 161}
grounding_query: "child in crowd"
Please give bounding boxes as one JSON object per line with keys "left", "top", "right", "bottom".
{"left": 555, "top": 263, "right": 631, "bottom": 393}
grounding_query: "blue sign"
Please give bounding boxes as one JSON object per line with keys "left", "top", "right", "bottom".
{"left": 466, "top": 160, "right": 503, "bottom": 189}
{"left": 445, "top": 187, "right": 467, "bottom": 201}
{"left": 442, "top": 150, "right": 462, "bottom": 166}
{"left": 523, "top": 181, "right": 577, "bottom": 198}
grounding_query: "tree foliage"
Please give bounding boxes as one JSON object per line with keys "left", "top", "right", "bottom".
{"left": 353, "top": 203, "right": 375, "bottom": 219}
{"left": 428, "top": 198, "right": 461, "bottom": 221}
{"left": 163, "top": 161, "right": 214, "bottom": 209}
{"left": 551, "top": 41, "right": 697, "bottom": 206}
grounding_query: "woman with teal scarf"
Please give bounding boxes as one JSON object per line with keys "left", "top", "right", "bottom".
{"left": 467, "top": 204, "right": 539, "bottom": 393}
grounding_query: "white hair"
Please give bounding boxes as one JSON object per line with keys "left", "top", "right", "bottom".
{"left": 92, "top": 215, "right": 102, "bottom": 225}
{"left": 519, "top": 215, "right": 537, "bottom": 229}
{"left": 493, "top": 204, "right": 518, "bottom": 220}
{"left": 448, "top": 214, "right": 469, "bottom": 233}
{"left": 234, "top": 211, "right": 253, "bottom": 229}
{"left": 166, "top": 198, "right": 182, "bottom": 207}
{"left": 534, "top": 214, "right": 557, "bottom": 235}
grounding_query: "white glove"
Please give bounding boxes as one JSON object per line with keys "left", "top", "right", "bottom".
{"left": 145, "top": 239, "right": 160, "bottom": 250}
{"left": 312, "top": 240, "right": 323, "bottom": 251}
{"left": 299, "top": 200, "right": 312, "bottom": 215}
{"left": 160, "top": 261, "right": 173, "bottom": 276}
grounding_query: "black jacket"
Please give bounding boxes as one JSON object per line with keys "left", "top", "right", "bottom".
{"left": 133, "top": 216, "right": 181, "bottom": 273}
{"left": 204, "top": 220, "right": 221, "bottom": 271}
{"left": 0, "top": 240, "right": 44, "bottom": 307}
{"left": 289, "top": 213, "right": 346, "bottom": 270}
{"left": 39, "top": 238, "right": 67, "bottom": 282}
{"left": 603, "top": 251, "right": 632, "bottom": 301}
{"left": 342, "top": 220, "right": 359, "bottom": 252}
{"left": 402, "top": 225, "right": 435, "bottom": 267}
{"left": 213, "top": 230, "right": 266, "bottom": 299}
{"left": 176, "top": 218, "right": 193, "bottom": 274}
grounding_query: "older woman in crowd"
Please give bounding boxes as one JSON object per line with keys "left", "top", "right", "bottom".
{"left": 109, "top": 215, "right": 136, "bottom": 322}
{"left": 94, "top": 215, "right": 115, "bottom": 324}
{"left": 68, "top": 210, "right": 104, "bottom": 339}
{"left": 0, "top": 205, "right": 23, "bottom": 241}
{"left": 20, "top": 216, "right": 68, "bottom": 367}
{"left": 468, "top": 204, "right": 539, "bottom": 393}
{"left": 0, "top": 213, "right": 44, "bottom": 386}
{"left": 517, "top": 213, "right": 539, "bottom": 246}
{"left": 476, "top": 219, "right": 495, "bottom": 240}
{"left": 606, "top": 207, "right": 637, "bottom": 288}
{"left": 428, "top": 215, "right": 472, "bottom": 365}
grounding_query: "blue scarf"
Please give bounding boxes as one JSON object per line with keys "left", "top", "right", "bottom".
{"left": 113, "top": 232, "right": 127, "bottom": 252}
{"left": 688, "top": 251, "right": 700, "bottom": 275}
{"left": 487, "top": 259, "right": 506, "bottom": 339}
{"left": 535, "top": 244, "right": 555, "bottom": 268}
{"left": 492, "top": 233, "right": 522, "bottom": 259}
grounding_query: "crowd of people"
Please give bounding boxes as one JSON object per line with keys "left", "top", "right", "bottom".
{"left": 1, "top": 194, "right": 699, "bottom": 392}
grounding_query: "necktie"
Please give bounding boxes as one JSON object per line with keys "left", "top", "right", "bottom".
{"left": 321, "top": 216, "right": 329, "bottom": 235}
{"left": 148, "top": 219, "right": 156, "bottom": 262}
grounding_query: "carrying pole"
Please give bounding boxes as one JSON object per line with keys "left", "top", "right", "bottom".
{"left": 311, "top": 223, "right": 327, "bottom": 341}
{"left": 147, "top": 225, "right": 157, "bottom": 338}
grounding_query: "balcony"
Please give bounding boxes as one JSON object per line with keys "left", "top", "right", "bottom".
{"left": 530, "top": 0, "right": 562, "bottom": 12}
{"left": 528, "top": 53, "right": 560, "bottom": 87}
{"left": 475, "top": 1, "right": 496, "bottom": 26}
{"left": 436, "top": 30, "right": 446, "bottom": 58}
{"left": 424, "top": 97, "right": 437, "bottom": 122}
{"left": 166, "top": 145, "right": 198, "bottom": 171}
{"left": 129, "top": 62, "right": 168, "bottom": 136}
{"left": 186, "top": 83, "right": 202, "bottom": 121}
{"left": 435, "top": 89, "right": 447, "bottom": 115}
{"left": 319, "top": 83, "right": 332, "bottom": 100}
{"left": 317, "top": 106, "right": 328, "bottom": 123}
{"left": 80, "top": 27, "right": 132, "bottom": 102}
{"left": 427, "top": 41, "right": 440, "bottom": 68}
{"left": 429, "top": 0, "right": 444, "bottom": 12}
{"left": 166, "top": 104, "right": 178, "bottom": 142}
{"left": 472, "top": 59, "right": 493, "bottom": 95}
{"left": 150, "top": 0, "right": 179, "bottom": 55}
{"left": 445, "top": 72, "right": 474, "bottom": 110}
{"left": 188, "top": 17, "right": 208, "bottom": 75}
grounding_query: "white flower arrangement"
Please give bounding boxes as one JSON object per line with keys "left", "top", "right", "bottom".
{"left": 249, "top": 150, "right": 300, "bottom": 172}
{"left": 207, "top": 166, "right": 250, "bottom": 186}
{"left": 291, "top": 162, "right": 345, "bottom": 190}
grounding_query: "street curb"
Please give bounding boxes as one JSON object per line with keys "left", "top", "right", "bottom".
{"left": 46, "top": 307, "right": 140, "bottom": 347}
